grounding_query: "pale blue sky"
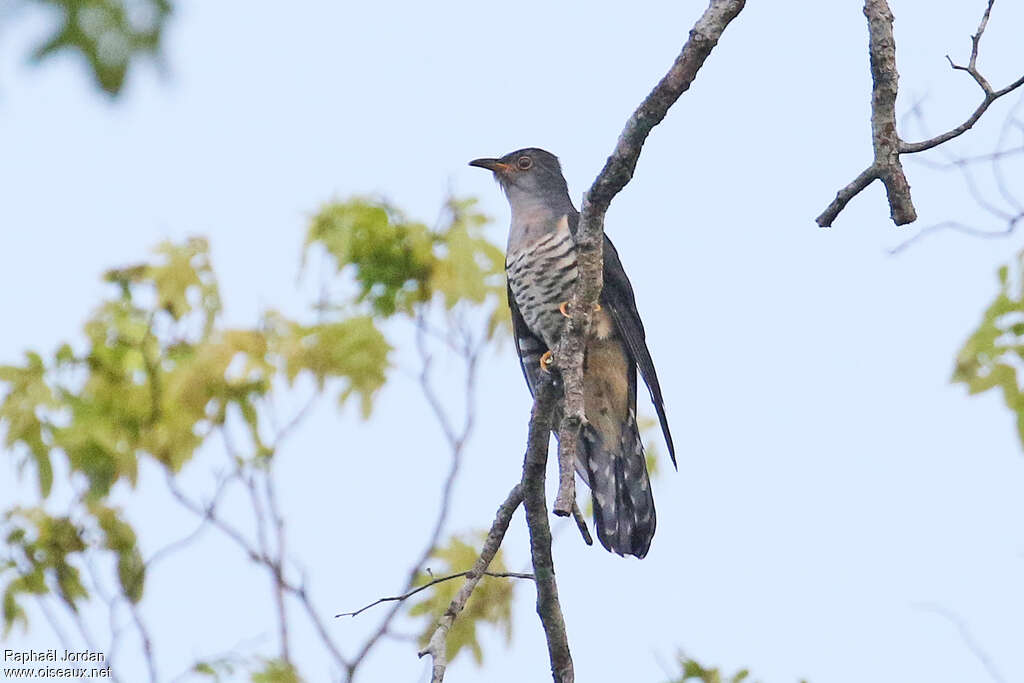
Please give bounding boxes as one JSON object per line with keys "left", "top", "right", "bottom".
{"left": 2, "top": 1, "right": 1024, "bottom": 681}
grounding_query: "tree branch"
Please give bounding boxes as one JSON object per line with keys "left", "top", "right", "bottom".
{"left": 818, "top": 0, "right": 1024, "bottom": 227}
{"left": 890, "top": 102, "right": 1024, "bottom": 253}
{"left": 818, "top": 0, "right": 916, "bottom": 227}
{"left": 900, "top": 0, "right": 1024, "bottom": 154}
{"left": 521, "top": 378, "right": 574, "bottom": 682}
{"left": 551, "top": 0, "right": 747, "bottom": 518}
{"left": 417, "top": 484, "right": 524, "bottom": 683}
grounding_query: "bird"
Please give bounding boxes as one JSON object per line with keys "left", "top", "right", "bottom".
{"left": 469, "top": 147, "right": 674, "bottom": 558}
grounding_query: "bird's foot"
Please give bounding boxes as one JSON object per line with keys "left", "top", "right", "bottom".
{"left": 539, "top": 350, "right": 553, "bottom": 372}
{"left": 558, "top": 301, "right": 601, "bottom": 318}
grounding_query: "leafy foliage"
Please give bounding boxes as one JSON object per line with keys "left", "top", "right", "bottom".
{"left": 2, "top": 508, "right": 88, "bottom": 635}
{"left": 668, "top": 657, "right": 752, "bottom": 683}
{"left": 1, "top": 196, "right": 510, "bottom": 677}
{"left": 955, "top": 252, "right": 1024, "bottom": 447}
{"left": 250, "top": 659, "right": 302, "bottom": 683}
{"left": 666, "top": 657, "right": 808, "bottom": 683}
{"left": 29, "top": 0, "right": 173, "bottom": 95}
{"left": 306, "top": 196, "right": 509, "bottom": 336}
{"left": 408, "top": 533, "right": 516, "bottom": 665}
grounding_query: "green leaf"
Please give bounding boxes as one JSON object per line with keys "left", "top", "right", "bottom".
{"left": 306, "top": 199, "right": 436, "bottom": 316}
{"left": 91, "top": 504, "right": 145, "bottom": 602}
{"left": 954, "top": 250, "right": 1024, "bottom": 450}
{"left": 668, "top": 656, "right": 773, "bottom": 683}
{"left": 271, "top": 315, "right": 390, "bottom": 418}
{"left": 2, "top": 584, "right": 28, "bottom": 636}
{"left": 250, "top": 659, "right": 302, "bottom": 683}
{"left": 30, "top": 0, "right": 173, "bottom": 96}
{"left": 0, "top": 352, "right": 57, "bottom": 497}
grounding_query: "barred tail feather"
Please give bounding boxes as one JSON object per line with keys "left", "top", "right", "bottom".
{"left": 581, "top": 421, "right": 656, "bottom": 559}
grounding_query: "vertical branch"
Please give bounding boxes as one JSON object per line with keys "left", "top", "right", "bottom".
{"left": 551, "top": 0, "right": 747, "bottom": 515}
{"left": 864, "top": 0, "right": 917, "bottom": 224}
{"left": 521, "top": 379, "right": 574, "bottom": 682}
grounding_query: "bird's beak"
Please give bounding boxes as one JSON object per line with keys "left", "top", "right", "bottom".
{"left": 469, "top": 158, "right": 511, "bottom": 174}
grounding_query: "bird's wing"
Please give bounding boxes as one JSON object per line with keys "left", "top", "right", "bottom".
{"left": 600, "top": 234, "right": 676, "bottom": 466}
{"left": 566, "top": 211, "right": 676, "bottom": 467}
{"left": 507, "top": 280, "right": 546, "bottom": 397}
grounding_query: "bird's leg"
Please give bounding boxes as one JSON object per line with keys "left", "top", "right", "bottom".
{"left": 539, "top": 350, "right": 553, "bottom": 372}
{"left": 558, "top": 301, "right": 601, "bottom": 318}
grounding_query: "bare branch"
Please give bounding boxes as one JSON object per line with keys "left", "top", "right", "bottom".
{"left": 345, "top": 309, "right": 483, "bottom": 681}
{"left": 337, "top": 570, "right": 533, "bottom": 619}
{"left": 818, "top": 0, "right": 916, "bottom": 227}
{"left": 816, "top": 165, "right": 882, "bottom": 228}
{"left": 865, "top": 0, "right": 916, "bottom": 224}
{"left": 552, "top": 0, "right": 747, "bottom": 518}
{"left": 888, "top": 219, "right": 1018, "bottom": 254}
{"left": 128, "top": 601, "right": 158, "bottom": 683}
{"left": 818, "top": 0, "right": 1024, "bottom": 226}
{"left": 166, "top": 472, "right": 352, "bottom": 672}
{"left": 418, "top": 485, "right": 525, "bottom": 683}
{"left": 521, "top": 379, "right": 574, "bottom": 682}
{"left": 901, "top": 74, "right": 1024, "bottom": 154}
{"left": 892, "top": 103, "right": 1024, "bottom": 253}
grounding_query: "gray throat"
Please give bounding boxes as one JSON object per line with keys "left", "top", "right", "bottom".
{"left": 505, "top": 186, "right": 575, "bottom": 254}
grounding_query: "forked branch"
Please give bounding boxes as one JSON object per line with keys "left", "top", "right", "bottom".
{"left": 818, "top": 0, "right": 1024, "bottom": 227}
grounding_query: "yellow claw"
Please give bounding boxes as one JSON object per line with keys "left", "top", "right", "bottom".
{"left": 558, "top": 301, "right": 601, "bottom": 318}
{"left": 539, "top": 350, "right": 553, "bottom": 372}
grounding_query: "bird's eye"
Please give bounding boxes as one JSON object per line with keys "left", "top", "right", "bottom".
{"left": 517, "top": 156, "right": 532, "bottom": 170}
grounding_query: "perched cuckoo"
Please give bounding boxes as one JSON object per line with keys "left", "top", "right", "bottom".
{"left": 470, "top": 148, "right": 674, "bottom": 558}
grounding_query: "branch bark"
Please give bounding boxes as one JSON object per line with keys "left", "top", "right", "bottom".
{"left": 531, "top": 1, "right": 747, "bottom": 676}
{"left": 417, "top": 485, "right": 525, "bottom": 683}
{"left": 551, "top": 0, "right": 747, "bottom": 517}
{"left": 521, "top": 378, "right": 574, "bottom": 682}
{"left": 817, "top": 0, "right": 1024, "bottom": 227}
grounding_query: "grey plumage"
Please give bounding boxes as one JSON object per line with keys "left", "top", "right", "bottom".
{"left": 470, "top": 148, "right": 674, "bottom": 559}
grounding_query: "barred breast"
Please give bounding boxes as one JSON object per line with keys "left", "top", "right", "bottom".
{"left": 505, "top": 215, "right": 578, "bottom": 350}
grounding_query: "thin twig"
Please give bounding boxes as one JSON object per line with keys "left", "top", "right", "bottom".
{"left": 344, "top": 307, "right": 483, "bottom": 681}
{"left": 891, "top": 101, "right": 1024, "bottom": 253}
{"left": 166, "top": 472, "right": 352, "bottom": 671}
{"left": 915, "top": 602, "right": 1007, "bottom": 683}
{"left": 901, "top": 0, "right": 1024, "bottom": 154}
{"left": 888, "top": 219, "right": 1018, "bottom": 255}
{"left": 336, "top": 570, "right": 534, "bottom": 618}
{"left": 128, "top": 601, "right": 159, "bottom": 683}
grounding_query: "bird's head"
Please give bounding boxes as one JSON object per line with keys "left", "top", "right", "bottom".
{"left": 469, "top": 148, "right": 570, "bottom": 207}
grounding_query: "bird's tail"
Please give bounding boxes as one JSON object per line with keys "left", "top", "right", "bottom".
{"left": 578, "top": 418, "right": 656, "bottom": 559}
